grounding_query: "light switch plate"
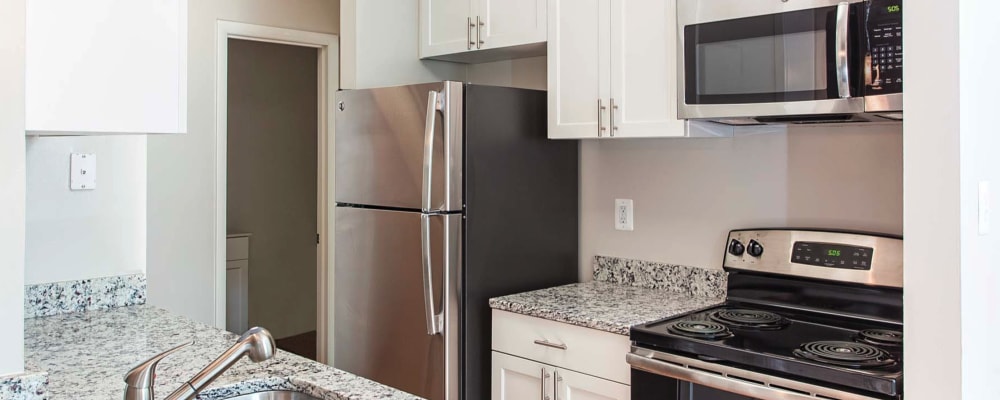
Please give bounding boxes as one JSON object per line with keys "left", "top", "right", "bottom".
{"left": 70, "top": 153, "right": 96, "bottom": 190}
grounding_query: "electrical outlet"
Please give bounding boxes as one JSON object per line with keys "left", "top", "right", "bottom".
{"left": 615, "top": 199, "right": 634, "bottom": 231}
{"left": 980, "top": 181, "right": 991, "bottom": 235}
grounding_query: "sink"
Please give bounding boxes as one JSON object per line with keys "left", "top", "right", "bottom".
{"left": 223, "top": 391, "right": 322, "bottom": 400}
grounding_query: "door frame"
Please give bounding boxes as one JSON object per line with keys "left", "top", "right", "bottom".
{"left": 215, "top": 21, "right": 339, "bottom": 364}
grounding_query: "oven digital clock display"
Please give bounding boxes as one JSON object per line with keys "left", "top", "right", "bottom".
{"left": 792, "top": 242, "right": 874, "bottom": 270}
{"left": 887, "top": 5, "right": 901, "bottom": 13}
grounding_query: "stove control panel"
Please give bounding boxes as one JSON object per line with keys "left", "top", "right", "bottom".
{"left": 792, "top": 242, "right": 874, "bottom": 270}
{"left": 724, "top": 229, "right": 903, "bottom": 288}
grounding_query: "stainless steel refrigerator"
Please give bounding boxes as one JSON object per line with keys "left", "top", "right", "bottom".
{"left": 334, "top": 81, "right": 578, "bottom": 400}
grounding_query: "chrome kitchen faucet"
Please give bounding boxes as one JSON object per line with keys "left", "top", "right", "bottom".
{"left": 123, "top": 327, "right": 276, "bottom": 400}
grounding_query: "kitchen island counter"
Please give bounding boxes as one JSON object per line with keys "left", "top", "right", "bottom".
{"left": 24, "top": 305, "right": 421, "bottom": 400}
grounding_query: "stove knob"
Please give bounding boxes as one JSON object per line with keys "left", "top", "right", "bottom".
{"left": 747, "top": 240, "right": 764, "bottom": 257}
{"left": 728, "top": 239, "right": 745, "bottom": 256}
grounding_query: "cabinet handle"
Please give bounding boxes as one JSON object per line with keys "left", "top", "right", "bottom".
{"left": 598, "top": 99, "right": 608, "bottom": 137}
{"left": 542, "top": 367, "right": 551, "bottom": 400}
{"left": 533, "top": 339, "right": 568, "bottom": 350}
{"left": 468, "top": 17, "right": 476, "bottom": 50}
{"left": 477, "top": 16, "right": 484, "bottom": 49}
{"left": 553, "top": 370, "right": 562, "bottom": 400}
{"left": 610, "top": 98, "right": 619, "bottom": 137}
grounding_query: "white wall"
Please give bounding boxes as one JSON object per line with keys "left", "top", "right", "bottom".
{"left": 25, "top": 136, "right": 146, "bottom": 284}
{"left": 903, "top": 0, "right": 963, "bottom": 398}
{"left": 340, "top": 0, "right": 465, "bottom": 89}
{"left": 958, "top": 0, "right": 1000, "bottom": 397}
{"left": 0, "top": 0, "right": 26, "bottom": 376}
{"left": 147, "top": 0, "right": 340, "bottom": 327}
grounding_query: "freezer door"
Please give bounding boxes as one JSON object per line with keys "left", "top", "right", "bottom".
{"left": 334, "top": 206, "right": 461, "bottom": 400}
{"left": 335, "top": 82, "right": 464, "bottom": 212}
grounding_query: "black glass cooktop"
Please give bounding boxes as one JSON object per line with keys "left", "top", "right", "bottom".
{"left": 631, "top": 302, "right": 903, "bottom": 397}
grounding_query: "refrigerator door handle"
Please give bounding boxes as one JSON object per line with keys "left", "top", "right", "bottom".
{"left": 421, "top": 213, "right": 444, "bottom": 335}
{"left": 422, "top": 90, "right": 444, "bottom": 212}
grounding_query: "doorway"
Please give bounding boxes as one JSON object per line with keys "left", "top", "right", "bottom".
{"left": 215, "top": 22, "right": 338, "bottom": 364}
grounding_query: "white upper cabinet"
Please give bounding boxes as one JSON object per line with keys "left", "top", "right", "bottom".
{"left": 26, "top": 0, "right": 187, "bottom": 135}
{"left": 549, "top": 0, "right": 686, "bottom": 139}
{"left": 419, "top": 0, "right": 546, "bottom": 63}
{"left": 547, "top": 0, "right": 609, "bottom": 139}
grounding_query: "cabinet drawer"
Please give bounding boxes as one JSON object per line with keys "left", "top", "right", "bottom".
{"left": 492, "top": 309, "right": 631, "bottom": 385}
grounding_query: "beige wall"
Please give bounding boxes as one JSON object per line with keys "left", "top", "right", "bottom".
{"left": 148, "top": 0, "right": 340, "bottom": 326}
{"left": 227, "top": 39, "right": 318, "bottom": 340}
{"left": 0, "top": 0, "right": 26, "bottom": 375}
{"left": 580, "top": 125, "right": 903, "bottom": 278}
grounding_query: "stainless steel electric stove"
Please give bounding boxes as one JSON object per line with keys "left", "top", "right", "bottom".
{"left": 629, "top": 229, "right": 903, "bottom": 400}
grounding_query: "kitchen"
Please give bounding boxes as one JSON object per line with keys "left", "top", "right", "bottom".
{"left": 0, "top": 0, "right": 995, "bottom": 400}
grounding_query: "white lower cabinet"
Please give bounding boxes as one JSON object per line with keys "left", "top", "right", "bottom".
{"left": 492, "top": 352, "right": 629, "bottom": 400}
{"left": 492, "top": 310, "right": 632, "bottom": 400}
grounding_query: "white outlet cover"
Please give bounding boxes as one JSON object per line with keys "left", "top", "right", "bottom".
{"left": 70, "top": 153, "right": 96, "bottom": 190}
{"left": 615, "top": 198, "right": 634, "bottom": 231}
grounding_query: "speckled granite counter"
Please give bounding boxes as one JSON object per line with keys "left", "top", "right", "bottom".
{"left": 489, "top": 281, "right": 724, "bottom": 336}
{"left": 24, "top": 305, "right": 422, "bottom": 400}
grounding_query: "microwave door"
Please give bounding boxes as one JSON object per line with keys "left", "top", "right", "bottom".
{"left": 677, "top": 0, "right": 865, "bottom": 120}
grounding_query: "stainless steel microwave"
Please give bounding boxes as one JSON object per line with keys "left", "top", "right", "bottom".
{"left": 678, "top": 0, "right": 903, "bottom": 124}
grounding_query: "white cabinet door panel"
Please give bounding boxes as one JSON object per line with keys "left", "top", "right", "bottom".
{"left": 477, "top": 0, "right": 546, "bottom": 50}
{"left": 492, "top": 352, "right": 548, "bottom": 400}
{"left": 26, "top": 0, "right": 186, "bottom": 134}
{"left": 420, "top": 0, "right": 474, "bottom": 58}
{"left": 556, "top": 367, "right": 630, "bottom": 400}
{"left": 609, "top": 0, "right": 685, "bottom": 138}
{"left": 548, "top": 0, "right": 610, "bottom": 139}
{"left": 225, "top": 260, "right": 249, "bottom": 333}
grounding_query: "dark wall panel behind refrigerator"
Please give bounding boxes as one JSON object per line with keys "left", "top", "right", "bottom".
{"left": 462, "top": 84, "right": 579, "bottom": 399}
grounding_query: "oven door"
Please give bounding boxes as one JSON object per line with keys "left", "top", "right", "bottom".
{"left": 677, "top": 0, "right": 866, "bottom": 120}
{"left": 627, "top": 349, "right": 890, "bottom": 400}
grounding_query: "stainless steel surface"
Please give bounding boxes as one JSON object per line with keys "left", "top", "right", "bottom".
{"left": 164, "top": 328, "right": 277, "bottom": 400}
{"left": 865, "top": 93, "right": 903, "bottom": 113}
{"left": 468, "top": 17, "right": 474, "bottom": 50}
{"left": 477, "top": 17, "right": 484, "bottom": 49}
{"left": 542, "top": 368, "right": 551, "bottom": 400}
{"left": 724, "top": 229, "right": 903, "bottom": 288}
{"left": 677, "top": 0, "right": 864, "bottom": 25}
{"left": 553, "top": 371, "right": 561, "bottom": 400}
{"left": 223, "top": 391, "right": 321, "bottom": 400}
{"left": 335, "top": 207, "right": 461, "bottom": 400}
{"left": 835, "top": 2, "right": 851, "bottom": 99}
{"left": 421, "top": 214, "right": 444, "bottom": 335}
{"left": 123, "top": 341, "right": 192, "bottom": 400}
{"left": 628, "top": 347, "right": 881, "bottom": 400}
{"left": 676, "top": 0, "right": 877, "bottom": 121}
{"left": 422, "top": 90, "right": 443, "bottom": 212}
{"left": 532, "top": 340, "right": 567, "bottom": 351}
{"left": 610, "top": 98, "right": 618, "bottom": 136}
{"left": 335, "top": 82, "right": 463, "bottom": 212}
{"left": 597, "top": 99, "right": 607, "bottom": 137}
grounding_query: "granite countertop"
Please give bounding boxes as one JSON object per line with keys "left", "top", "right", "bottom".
{"left": 24, "top": 305, "right": 422, "bottom": 400}
{"left": 489, "top": 281, "right": 725, "bottom": 336}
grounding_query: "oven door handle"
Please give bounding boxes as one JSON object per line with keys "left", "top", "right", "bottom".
{"left": 835, "top": 1, "right": 851, "bottom": 99}
{"left": 626, "top": 351, "right": 883, "bottom": 400}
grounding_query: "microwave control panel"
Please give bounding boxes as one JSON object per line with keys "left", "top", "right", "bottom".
{"left": 865, "top": 0, "right": 903, "bottom": 96}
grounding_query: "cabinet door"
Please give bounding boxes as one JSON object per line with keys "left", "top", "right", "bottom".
{"left": 556, "top": 367, "right": 631, "bottom": 400}
{"left": 476, "top": 0, "right": 546, "bottom": 50}
{"left": 548, "top": 0, "right": 611, "bottom": 139}
{"left": 225, "top": 260, "right": 249, "bottom": 333}
{"left": 492, "top": 352, "right": 550, "bottom": 400}
{"left": 420, "top": 0, "right": 474, "bottom": 59}
{"left": 609, "top": 0, "right": 686, "bottom": 138}
{"left": 25, "top": 0, "right": 186, "bottom": 134}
